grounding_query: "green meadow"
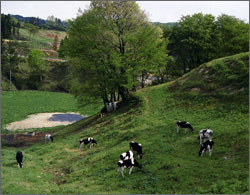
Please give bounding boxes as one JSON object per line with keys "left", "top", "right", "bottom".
{"left": 1, "top": 53, "right": 249, "bottom": 194}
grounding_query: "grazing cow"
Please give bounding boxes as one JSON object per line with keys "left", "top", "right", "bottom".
{"left": 198, "top": 140, "right": 214, "bottom": 157}
{"left": 117, "top": 157, "right": 142, "bottom": 177}
{"left": 198, "top": 129, "right": 213, "bottom": 144}
{"left": 176, "top": 121, "right": 194, "bottom": 133}
{"left": 16, "top": 151, "right": 23, "bottom": 168}
{"left": 45, "top": 134, "right": 54, "bottom": 142}
{"left": 130, "top": 141, "right": 143, "bottom": 159}
{"left": 120, "top": 150, "right": 134, "bottom": 160}
{"left": 79, "top": 137, "right": 97, "bottom": 150}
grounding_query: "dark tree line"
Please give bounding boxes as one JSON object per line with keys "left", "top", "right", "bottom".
{"left": 1, "top": 14, "right": 21, "bottom": 40}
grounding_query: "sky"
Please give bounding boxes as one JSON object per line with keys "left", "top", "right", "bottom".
{"left": 1, "top": 1, "right": 249, "bottom": 23}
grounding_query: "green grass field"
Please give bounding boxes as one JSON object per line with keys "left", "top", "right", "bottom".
{"left": 1, "top": 90, "right": 102, "bottom": 130}
{"left": 1, "top": 53, "right": 249, "bottom": 194}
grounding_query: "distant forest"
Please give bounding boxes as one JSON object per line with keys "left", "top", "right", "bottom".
{"left": 1, "top": 13, "right": 68, "bottom": 40}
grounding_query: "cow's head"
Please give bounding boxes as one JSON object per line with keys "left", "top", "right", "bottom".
{"left": 92, "top": 139, "right": 97, "bottom": 145}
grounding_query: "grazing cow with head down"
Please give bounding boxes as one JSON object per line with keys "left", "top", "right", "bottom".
{"left": 117, "top": 157, "right": 142, "bottom": 177}
{"left": 176, "top": 121, "right": 194, "bottom": 133}
{"left": 120, "top": 150, "right": 133, "bottom": 160}
{"left": 130, "top": 141, "right": 143, "bottom": 159}
{"left": 198, "top": 129, "right": 213, "bottom": 144}
{"left": 16, "top": 151, "right": 23, "bottom": 168}
{"left": 79, "top": 137, "right": 97, "bottom": 150}
{"left": 45, "top": 134, "right": 54, "bottom": 142}
{"left": 199, "top": 140, "right": 214, "bottom": 157}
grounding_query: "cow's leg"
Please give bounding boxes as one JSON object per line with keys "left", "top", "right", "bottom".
{"left": 176, "top": 125, "right": 179, "bottom": 133}
{"left": 208, "top": 147, "right": 212, "bottom": 156}
{"left": 185, "top": 128, "right": 187, "bottom": 134}
{"left": 79, "top": 143, "right": 83, "bottom": 151}
{"left": 121, "top": 167, "right": 124, "bottom": 177}
{"left": 201, "top": 149, "right": 205, "bottom": 156}
{"left": 200, "top": 135, "right": 202, "bottom": 145}
{"left": 129, "top": 167, "right": 134, "bottom": 175}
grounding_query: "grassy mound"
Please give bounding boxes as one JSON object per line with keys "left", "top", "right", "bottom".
{"left": 1, "top": 53, "right": 249, "bottom": 194}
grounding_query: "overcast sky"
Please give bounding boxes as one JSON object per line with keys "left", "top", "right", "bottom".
{"left": 1, "top": 1, "right": 249, "bottom": 23}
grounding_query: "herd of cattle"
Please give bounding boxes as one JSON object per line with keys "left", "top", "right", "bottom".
{"left": 176, "top": 121, "right": 214, "bottom": 157}
{"left": 15, "top": 120, "right": 214, "bottom": 177}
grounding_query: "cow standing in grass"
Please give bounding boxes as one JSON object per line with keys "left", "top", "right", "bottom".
{"left": 79, "top": 137, "right": 97, "bottom": 150}
{"left": 198, "top": 129, "right": 213, "bottom": 144}
{"left": 45, "top": 134, "right": 54, "bottom": 142}
{"left": 176, "top": 121, "right": 194, "bottom": 133}
{"left": 16, "top": 151, "right": 23, "bottom": 168}
{"left": 117, "top": 157, "right": 142, "bottom": 177}
{"left": 199, "top": 140, "right": 214, "bottom": 157}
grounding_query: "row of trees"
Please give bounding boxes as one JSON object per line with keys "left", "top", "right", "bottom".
{"left": 1, "top": 40, "right": 48, "bottom": 90}
{"left": 167, "top": 13, "right": 249, "bottom": 73}
{"left": 1, "top": 14, "right": 21, "bottom": 39}
{"left": 58, "top": 2, "right": 249, "bottom": 106}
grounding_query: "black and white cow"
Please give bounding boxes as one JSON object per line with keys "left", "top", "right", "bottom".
{"left": 117, "top": 157, "right": 142, "bottom": 177}
{"left": 45, "top": 134, "right": 54, "bottom": 142}
{"left": 130, "top": 141, "right": 143, "bottom": 159}
{"left": 16, "top": 151, "right": 23, "bottom": 168}
{"left": 101, "top": 101, "right": 121, "bottom": 118}
{"left": 176, "top": 121, "right": 194, "bottom": 133}
{"left": 198, "top": 129, "right": 213, "bottom": 144}
{"left": 79, "top": 137, "right": 97, "bottom": 150}
{"left": 198, "top": 140, "right": 214, "bottom": 157}
{"left": 120, "top": 150, "right": 134, "bottom": 160}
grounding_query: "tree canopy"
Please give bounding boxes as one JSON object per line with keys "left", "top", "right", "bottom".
{"left": 63, "top": 1, "right": 168, "bottom": 105}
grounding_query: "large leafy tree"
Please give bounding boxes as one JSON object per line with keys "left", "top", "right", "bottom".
{"left": 169, "top": 13, "right": 216, "bottom": 73}
{"left": 63, "top": 1, "right": 167, "bottom": 105}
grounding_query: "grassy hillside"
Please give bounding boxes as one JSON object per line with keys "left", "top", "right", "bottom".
{"left": 1, "top": 52, "right": 249, "bottom": 194}
{"left": 19, "top": 28, "right": 66, "bottom": 50}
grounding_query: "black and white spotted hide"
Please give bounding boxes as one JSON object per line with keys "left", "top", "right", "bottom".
{"left": 120, "top": 150, "right": 134, "bottom": 160}
{"left": 117, "top": 158, "right": 142, "bottom": 177}
{"left": 199, "top": 140, "right": 214, "bottom": 157}
{"left": 198, "top": 129, "right": 213, "bottom": 144}
{"left": 16, "top": 151, "right": 23, "bottom": 168}
{"left": 130, "top": 141, "right": 143, "bottom": 159}
{"left": 45, "top": 134, "right": 54, "bottom": 142}
{"left": 79, "top": 137, "right": 97, "bottom": 150}
{"left": 176, "top": 121, "right": 194, "bottom": 133}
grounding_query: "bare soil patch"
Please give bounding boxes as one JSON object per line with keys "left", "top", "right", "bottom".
{"left": 5, "top": 112, "right": 86, "bottom": 131}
